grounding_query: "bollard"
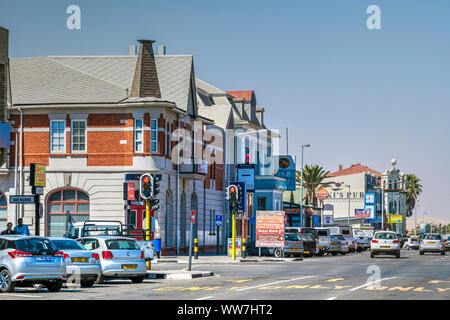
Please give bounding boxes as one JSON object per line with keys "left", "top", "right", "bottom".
{"left": 194, "top": 238, "right": 198, "bottom": 259}
{"left": 242, "top": 238, "right": 246, "bottom": 259}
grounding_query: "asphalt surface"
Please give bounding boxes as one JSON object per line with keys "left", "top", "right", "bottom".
{"left": 2, "top": 249, "right": 450, "bottom": 300}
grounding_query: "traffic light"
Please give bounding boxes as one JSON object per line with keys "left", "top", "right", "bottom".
{"left": 139, "top": 174, "right": 153, "bottom": 200}
{"left": 237, "top": 185, "right": 243, "bottom": 203}
{"left": 226, "top": 184, "right": 238, "bottom": 201}
{"left": 152, "top": 174, "right": 162, "bottom": 198}
{"left": 149, "top": 198, "right": 160, "bottom": 211}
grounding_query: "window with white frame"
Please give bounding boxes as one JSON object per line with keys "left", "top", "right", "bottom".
{"left": 71, "top": 120, "right": 86, "bottom": 153}
{"left": 134, "top": 118, "right": 143, "bottom": 153}
{"left": 50, "top": 120, "right": 66, "bottom": 153}
{"left": 150, "top": 119, "right": 158, "bottom": 153}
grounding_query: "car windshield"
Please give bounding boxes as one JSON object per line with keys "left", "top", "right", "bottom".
{"left": 285, "top": 233, "right": 301, "bottom": 241}
{"left": 15, "top": 238, "right": 59, "bottom": 255}
{"left": 375, "top": 233, "right": 396, "bottom": 240}
{"left": 300, "top": 233, "right": 314, "bottom": 241}
{"left": 52, "top": 239, "right": 86, "bottom": 250}
{"left": 424, "top": 234, "right": 442, "bottom": 240}
{"left": 317, "top": 230, "right": 329, "bottom": 236}
{"left": 342, "top": 230, "right": 351, "bottom": 235}
{"left": 334, "top": 235, "right": 345, "bottom": 240}
{"left": 105, "top": 239, "right": 140, "bottom": 250}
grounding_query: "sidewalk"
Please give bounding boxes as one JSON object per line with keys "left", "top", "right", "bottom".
{"left": 153, "top": 255, "right": 303, "bottom": 264}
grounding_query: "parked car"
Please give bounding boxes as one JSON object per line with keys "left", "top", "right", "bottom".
{"left": 370, "top": 231, "right": 401, "bottom": 258}
{"left": 353, "top": 228, "right": 373, "bottom": 251}
{"left": 77, "top": 236, "right": 147, "bottom": 283}
{"left": 328, "top": 226, "right": 355, "bottom": 252}
{"left": 444, "top": 236, "right": 450, "bottom": 252}
{"left": 403, "top": 237, "right": 419, "bottom": 250}
{"left": 313, "top": 227, "right": 331, "bottom": 256}
{"left": 327, "top": 235, "right": 343, "bottom": 256}
{"left": 333, "top": 234, "right": 349, "bottom": 255}
{"left": 50, "top": 237, "right": 101, "bottom": 287}
{"left": 278, "top": 233, "right": 304, "bottom": 258}
{"left": 299, "top": 232, "right": 317, "bottom": 257}
{"left": 0, "top": 235, "right": 67, "bottom": 293}
{"left": 419, "top": 233, "right": 445, "bottom": 255}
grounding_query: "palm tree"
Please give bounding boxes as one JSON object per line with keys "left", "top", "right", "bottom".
{"left": 296, "top": 164, "right": 334, "bottom": 207}
{"left": 405, "top": 174, "right": 422, "bottom": 217}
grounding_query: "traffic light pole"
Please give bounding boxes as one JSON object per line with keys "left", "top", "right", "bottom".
{"left": 232, "top": 201, "right": 236, "bottom": 260}
{"left": 146, "top": 199, "right": 151, "bottom": 270}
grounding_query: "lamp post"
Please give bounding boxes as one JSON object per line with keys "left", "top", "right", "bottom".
{"left": 414, "top": 200, "right": 419, "bottom": 237}
{"left": 299, "top": 144, "right": 310, "bottom": 228}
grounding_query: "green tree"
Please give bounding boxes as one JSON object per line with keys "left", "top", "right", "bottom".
{"left": 296, "top": 165, "right": 334, "bottom": 207}
{"left": 405, "top": 174, "right": 423, "bottom": 217}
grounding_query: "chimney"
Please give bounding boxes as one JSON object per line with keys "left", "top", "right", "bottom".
{"left": 157, "top": 45, "right": 166, "bottom": 55}
{"left": 129, "top": 45, "right": 137, "bottom": 56}
{"left": 339, "top": 164, "right": 343, "bottom": 171}
{"left": 130, "top": 40, "right": 161, "bottom": 98}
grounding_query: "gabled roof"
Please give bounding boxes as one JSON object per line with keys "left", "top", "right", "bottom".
{"left": 9, "top": 54, "right": 194, "bottom": 111}
{"left": 328, "top": 164, "right": 382, "bottom": 178}
{"left": 226, "top": 90, "right": 253, "bottom": 100}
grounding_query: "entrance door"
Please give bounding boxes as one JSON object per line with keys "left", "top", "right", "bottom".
{"left": 128, "top": 205, "right": 146, "bottom": 239}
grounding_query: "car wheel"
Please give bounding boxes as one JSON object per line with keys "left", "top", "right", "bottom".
{"left": 47, "top": 280, "right": 63, "bottom": 292}
{"left": 80, "top": 280, "right": 96, "bottom": 288}
{"left": 441, "top": 251, "right": 446, "bottom": 256}
{"left": 130, "top": 276, "right": 145, "bottom": 284}
{"left": 0, "top": 269, "right": 15, "bottom": 293}
{"left": 396, "top": 252, "right": 400, "bottom": 258}
{"left": 331, "top": 252, "right": 337, "bottom": 256}
{"left": 419, "top": 251, "right": 424, "bottom": 255}
{"left": 274, "top": 248, "right": 282, "bottom": 258}
{"left": 96, "top": 275, "right": 105, "bottom": 284}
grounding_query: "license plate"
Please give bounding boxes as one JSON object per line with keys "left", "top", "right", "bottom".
{"left": 35, "top": 256, "right": 54, "bottom": 262}
{"left": 358, "top": 244, "right": 363, "bottom": 246}
{"left": 381, "top": 246, "right": 390, "bottom": 249}
{"left": 428, "top": 242, "right": 436, "bottom": 244}
{"left": 122, "top": 264, "right": 137, "bottom": 270}
{"left": 303, "top": 251, "right": 310, "bottom": 254}
{"left": 332, "top": 242, "right": 337, "bottom": 245}
{"left": 319, "top": 246, "right": 324, "bottom": 249}
{"left": 292, "top": 248, "right": 299, "bottom": 251}
{"left": 72, "top": 257, "right": 88, "bottom": 263}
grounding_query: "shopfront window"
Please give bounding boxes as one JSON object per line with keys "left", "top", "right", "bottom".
{"left": 0, "top": 192, "right": 7, "bottom": 230}
{"left": 47, "top": 189, "right": 90, "bottom": 237}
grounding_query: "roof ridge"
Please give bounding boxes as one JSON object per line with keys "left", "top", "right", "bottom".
{"left": 47, "top": 57, "right": 131, "bottom": 90}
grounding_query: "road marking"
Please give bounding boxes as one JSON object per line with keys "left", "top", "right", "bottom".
{"left": 326, "top": 278, "right": 344, "bottom": 282}
{"left": 349, "top": 277, "right": 398, "bottom": 292}
{"left": 227, "top": 279, "right": 252, "bottom": 283}
{"left": 196, "top": 296, "right": 214, "bottom": 300}
{"left": 326, "top": 296, "right": 337, "bottom": 300}
{"left": 235, "top": 276, "right": 316, "bottom": 292}
{"left": 429, "top": 280, "right": 450, "bottom": 284}
{"left": 7, "top": 294, "right": 43, "bottom": 298}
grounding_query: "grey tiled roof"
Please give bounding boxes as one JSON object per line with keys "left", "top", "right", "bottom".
{"left": 10, "top": 55, "right": 194, "bottom": 111}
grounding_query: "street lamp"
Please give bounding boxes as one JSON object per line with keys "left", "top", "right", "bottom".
{"left": 332, "top": 183, "right": 351, "bottom": 226}
{"left": 300, "top": 144, "right": 310, "bottom": 228}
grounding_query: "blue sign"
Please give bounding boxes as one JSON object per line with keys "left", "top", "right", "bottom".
{"left": 230, "top": 181, "right": 246, "bottom": 213}
{"left": 237, "top": 164, "right": 255, "bottom": 192}
{"left": 274, "top": 155, "right": 296, "bottom": 191}
{"left": 215, "top": 215, "right": 223, "bottom": 226}
{"left": 249, "top": 216, "right": 256, "bottom": 224}
{"left": 364, "top": 193, "right": 376, "bottom": 205}
{"left": 0, "top": 122, "right": 10, "bottom": 149}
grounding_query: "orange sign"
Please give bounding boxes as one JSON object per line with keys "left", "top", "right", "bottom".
{"left": 315, "top": 188, "right": 328, "bottom": 201}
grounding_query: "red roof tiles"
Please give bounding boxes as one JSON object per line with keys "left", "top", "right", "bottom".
{"left": 226, "top": 90, "right": 253, "bottom": 100}
{"left": 328, "top": 164, "right": 382, "bottom": 178}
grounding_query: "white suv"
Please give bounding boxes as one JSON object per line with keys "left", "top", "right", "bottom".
{"left": 419, "top": 233, "right": 445, "bottom": 255}
{"left": 370, "top": 231, "right": 401, "bottom": 258}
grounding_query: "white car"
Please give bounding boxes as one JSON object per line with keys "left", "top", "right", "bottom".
{"left": 419, "top": 233, "right": 445, "bottom": 255}
{"left": 370, "top": 231, "right": 401, "bottom": 258}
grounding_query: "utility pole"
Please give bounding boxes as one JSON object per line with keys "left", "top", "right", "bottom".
{"left": 300, "top": 144, "right": 310, "bottom": 228}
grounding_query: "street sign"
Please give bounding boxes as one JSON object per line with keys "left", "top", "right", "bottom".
{"left": 364, "top": 193, "right": 376, "bottom": 205}
{"left": 255, "top": 211, "right": 285, "bottom": 248}
{"left": 191, "top": 210, "right": 196, "bottom": 224}
{"left": 215, "top": 215, "right": 223, "bottom": 226}
{"left": 249, "top": 216, "right": 256, "bottom": 224}
{"left": 9, "top": 195, "right": 35, "bottom": 204}
{"left": 315, "top": 188, "right": 328, "bottom": 201}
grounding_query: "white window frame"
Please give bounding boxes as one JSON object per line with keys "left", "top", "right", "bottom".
{"left": 134, "top": 118, "right": 144, "bottom": 153}
{"left": 150, "top": 119, "right": 158, "bottom": 153}
{"left": 50, "top": 120, "right": 66, "bottom": 154}
{"left": 71, "top": 119, "right": 87, "bottom": 154}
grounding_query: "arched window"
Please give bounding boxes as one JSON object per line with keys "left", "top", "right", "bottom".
{"left": 47, "top": 189, "right": 90, "bottom": 237}
{"left": 0, "top": 192, "right": 7, "bottom": 230}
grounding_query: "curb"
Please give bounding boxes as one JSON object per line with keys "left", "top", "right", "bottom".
{"left": 146, "top": 271, "right": 214, "bottom": 280}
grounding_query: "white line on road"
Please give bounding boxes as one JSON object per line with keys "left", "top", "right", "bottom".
{"left": 196, "top": 296, "right": 214, "bottom": 300}
{"left": 235, "top": 275, "right": 316, "bottom": 292}
{"left": 325, "top": 296, "right": 337, "bottom": 300}
{"left": 349, "top": 277, "right": 398, "bottom": 292}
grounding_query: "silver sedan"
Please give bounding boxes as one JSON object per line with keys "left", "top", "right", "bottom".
{"left": 50, "top": 237, "right": 102, "bottom": 287}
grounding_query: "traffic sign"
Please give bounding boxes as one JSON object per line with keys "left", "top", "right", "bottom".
{"left": 9, "top": 195, "right": 35, "bottom": 204}
{"left": 215, "top": 215, "right": 223, "bottom": 226}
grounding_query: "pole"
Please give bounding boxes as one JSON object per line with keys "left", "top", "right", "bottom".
{"left": 216, "top": 224, "right": 220, "bottom": 255}
{"left": 414, "top": 202, "right": 418, "bottom": 237}
{"left": 381, "top": 188, "right": 384, "bottom": 230}
{"left": 176, "top": 115, "right": 180, "bottom": 256}
{"left": 34, "top": 194, "right": 40, "bottom": 236}
{"left": 188, "top": 219, "right": 193, "bottom": 271}
{"left": 194, "top": 237, "right": 198, "bottom": 259}
{"left": 300, "top": 147, "right": 304, "bottom": 228}
{"left": 146, "top": 199, "right": 151, "bottom": 270}
{"left": 347, "top": 185, "right": 350, "bottom": 226}
{"left": 232, "top": 206, "right": 236, "bottom": 260}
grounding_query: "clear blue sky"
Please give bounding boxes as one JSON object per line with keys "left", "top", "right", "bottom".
{"left": 1, "top": 0, "right": 449, "bottom": 222}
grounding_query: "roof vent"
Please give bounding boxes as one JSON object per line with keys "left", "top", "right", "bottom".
{"left": 157, "top": 45, "right": 166, "bottom": 55}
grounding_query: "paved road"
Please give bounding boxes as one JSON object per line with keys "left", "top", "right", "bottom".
{"left": 2, "top": 249, "right": 450, "bottom": 300}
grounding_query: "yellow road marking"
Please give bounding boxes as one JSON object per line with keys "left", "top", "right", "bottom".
{"left": 258, "top": 286, "right": 283, "bottom": 290}
{"left": 428, "top": 280, "right": 450, "bottom": 284}
{"left": 228, "top": 286, "right": 249, "bottom": 291}
{"left": 154, "top": 286, "right": 185, "bottom": 291}
{"left": 364, "top": 286, "right": 388, "bottom": 291}
{"left": 326, "top": 278, "right": 344, "bottom": 282}
{"left": 388, "top": 287, "right": 414, "bottom": 292}
{"left": 436, "top": 288, "right": 450, "bottom": 292}
{"left": 413, "top": 287, "right": 433, "bottom": 292}
{"left": 310, "top": 284, "right": 331, "bottom": 289}
{"left": 227, "top": 279, "right": 253, "bottom": 283}
{"left": 285, "top": 285, "right": 310, "bottom": 289}
{"left": 334, "top": 285, "right": 352, "bottom": 290}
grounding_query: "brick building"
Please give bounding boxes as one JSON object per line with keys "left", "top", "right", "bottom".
{"left": 1, "top": 39, "right": 226, "bottom": 254}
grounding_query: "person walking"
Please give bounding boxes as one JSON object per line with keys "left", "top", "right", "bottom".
{"left": 1, "top": 222, "right": 17, "bottom": 235}
{"left": 14, "top": 218, "right": 30, "bottom": 235}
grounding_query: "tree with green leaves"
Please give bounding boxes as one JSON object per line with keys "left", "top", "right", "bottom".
{"left": 296, "top": 164, "right": 334, "bottom": 207}
{"left": 405, "top": 174, "right": 423, "bottom": 217}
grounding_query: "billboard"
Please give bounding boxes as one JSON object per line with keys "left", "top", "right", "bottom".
{"left": 30, "top": 163, "right": 46, "bottom": 187}
{"left": 274, "top": 155, "right": 296, "bottom": 191}
{"left": 0, "top": 122, "right": 10, "bottom": 149}
{"left": 355, "top": 209, "right": 370, "bottom": 219}
{"left": 387, "top": 215, "right": 403, "bottom": 224}
{"left": 364, "top": 205, "right": 376, "bottom": 219}
{"left": 255, "top": 211, "right": 285, "bottom": 248}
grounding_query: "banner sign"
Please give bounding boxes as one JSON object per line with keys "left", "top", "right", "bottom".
{"left": 364, "top": 205, "right": 376, "bottom": 219}
{"left": 355, "top": 209, "right": 371, "bottom": 219}
{"left": 387, "top": 215, "right": 403, "bottom": 224}
{"left": 256, "top": 211, "right": 285, "bottom": 248}
{"left": 30, "top": 163, "right": 46, "bottom": 187}
{"left": 0, "top": 122, "right": 10, "bottom": 149}
{"left": 124, "top": 183, "right": 136, "bottom": 201}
